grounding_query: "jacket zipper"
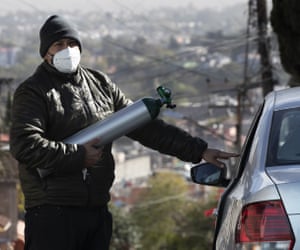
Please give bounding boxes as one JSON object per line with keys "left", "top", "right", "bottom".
{"left": 82, "top": 168, "right": 91, "bottom": 206}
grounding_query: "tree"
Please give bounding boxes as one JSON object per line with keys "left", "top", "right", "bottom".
{"left": 130, "top": 171, "right": 216, "bottom": 250}
{"left": 168, "top": 199, "right": 217, "bottom": 250}
{"left": 110, "top": 204, "right": 141, "bottom": 250}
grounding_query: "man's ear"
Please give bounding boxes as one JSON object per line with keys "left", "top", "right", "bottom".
{"left": 44, "top": 53, "right": 53, "bottom": 64}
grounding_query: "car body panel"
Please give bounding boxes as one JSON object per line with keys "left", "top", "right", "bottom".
{"left": 215, "top": 89, "right": 275, "bottom": 248}
{"left": 267, "top": 165, "right": 300, "bottom": 185}
{"left": 288, "top": 215, "right": 300, "bottom": 249}
{"left": 203, "top": 87, "right": 300, "bottom": 249}
{"left": 272, "top": 87, "right": 300, "bottom": 111}
{"left": 216, "top": 173, "right": 280, "bottom": 249}
{"left": 267, "top": 167, "right": 300, "bottom": 249}
{"left": 273, "top": 179, "right": 300, "bottom": 214}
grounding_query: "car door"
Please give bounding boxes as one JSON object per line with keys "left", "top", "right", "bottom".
{"left": 213, "top": 101, "right": 280, "bottom": 249}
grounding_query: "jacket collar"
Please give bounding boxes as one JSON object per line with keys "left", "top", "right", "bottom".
{"left": 41, "top": 61, "right": 82, "bottom": 83}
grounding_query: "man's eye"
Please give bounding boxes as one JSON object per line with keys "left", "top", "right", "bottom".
{"left": 54, "top": 42, "right": 64, "bottom": 47}
{"left": 69, "top": 42, "right": 77, "bottom": 47}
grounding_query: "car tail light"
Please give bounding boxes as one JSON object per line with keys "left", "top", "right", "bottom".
{"left": 235, "top": 200, "right": 295, "bottom": 250}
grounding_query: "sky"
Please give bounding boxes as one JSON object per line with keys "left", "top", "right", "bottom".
{"left": 1, "top": 0, "right": 247, "bottom": 13}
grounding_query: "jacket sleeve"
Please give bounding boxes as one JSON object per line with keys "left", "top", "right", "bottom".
{"left": 9, "top": 83, "right": 85, "bottom": 176}
{"left": 127, "top": 118, "right": 208, "bottom": 163}
{"left": 101, "top": 73, "right": 207, "bottom": 163}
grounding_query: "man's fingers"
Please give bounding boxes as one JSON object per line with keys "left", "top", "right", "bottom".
{"left": 218, "top": 151, "right": 239, "bottom": 159}
{"left": 86, "top": 138, "right": 101, "bottom": 147}
{"left": 214, "top": 160, "right": 225, "bottom": 168}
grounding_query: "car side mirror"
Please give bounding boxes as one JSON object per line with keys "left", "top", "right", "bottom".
{"left": 190, "top": 163, "right": 229, "bottom": 187}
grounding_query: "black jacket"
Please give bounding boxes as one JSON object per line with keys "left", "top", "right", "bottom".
{"left": 9, "top": 62, "right": 208, "bottom": 209}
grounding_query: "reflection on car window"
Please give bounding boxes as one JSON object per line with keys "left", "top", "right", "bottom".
{"left": 268, "top": 108, "right": 300, "bottom": 165}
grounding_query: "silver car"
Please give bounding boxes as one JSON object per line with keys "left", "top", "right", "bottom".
{"left": 191, "top": 87, "right": 300, "bottom": 250}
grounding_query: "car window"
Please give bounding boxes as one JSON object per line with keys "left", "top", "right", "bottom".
{"left": 267, "top": 107, "right": 300, "bottom": 166}
{"left": 230, "top": 103, "right": 264, "bottom": 179}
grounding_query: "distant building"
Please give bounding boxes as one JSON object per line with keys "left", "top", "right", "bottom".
{"left": 113, "top": 153, "right": 152, "bottom": 184}
{"left": 0, "top": 47, "right": 19, "bottom": 68}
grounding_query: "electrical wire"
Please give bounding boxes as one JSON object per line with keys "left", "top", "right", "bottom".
{"left": 81, "top": 0, "right": 259, "bottom": 87}
{"left": 1, "top": 1, "right": 278, "bottom": 100}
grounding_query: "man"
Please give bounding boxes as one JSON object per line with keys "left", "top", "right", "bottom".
{"left": 9, "top": 15, "right": 238, "bottom": 250}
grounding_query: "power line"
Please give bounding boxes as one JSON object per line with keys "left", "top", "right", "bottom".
{"left": 102, "top": 37, "right": 212, "bottom": 78}
{"left": 81, "top": 0, "right": 255, "bottom": 87}
{"left": 1, "top": 3, "right": 272, "bottom": 102}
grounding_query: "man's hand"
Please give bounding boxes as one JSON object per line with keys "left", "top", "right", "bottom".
{"left": 83, "top": 138, "right": 103, "bottom": 168}
{"left": 202, "top": 148, "right": 239, "bottom": 168}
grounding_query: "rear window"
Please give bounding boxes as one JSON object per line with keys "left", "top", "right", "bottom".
{"left": 267, "top": 107, "right": 300, "bottom": 166}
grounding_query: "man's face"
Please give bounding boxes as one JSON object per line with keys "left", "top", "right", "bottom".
{"left": 44, "top": 38, "right": 79, "bottom": 64}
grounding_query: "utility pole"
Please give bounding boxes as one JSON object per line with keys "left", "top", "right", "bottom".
{"left": 236, "top": 0, "right": 255, "bottom": 151}
{"left": 235, "top": 0, "right": 275, "bottom": 148}
{"left": 256, "top": 0, "right": 275, "bottom": 96}
{"left": 206, "top": 0, "right": 274, "bottom": 151}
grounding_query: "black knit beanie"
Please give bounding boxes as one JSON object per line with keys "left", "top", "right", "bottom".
{"left": 39, "top": 15, "right": 82, "bottom": 57}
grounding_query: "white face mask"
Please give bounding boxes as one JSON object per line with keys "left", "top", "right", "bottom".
{"left": 53, "top": 47, "right": 81, "bottom": 73}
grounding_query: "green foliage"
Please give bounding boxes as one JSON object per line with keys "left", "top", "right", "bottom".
{"left": 168, "top": 199, "right": 216, "bottom": 250}
{"left": 130, "top": 172, "right": 187, "bottom": 250}
{"left": 130, "top": 172, "right": 216, "bottom": 250}
{"left": 17, "top": 182, "right": 25, "bottom": 215}
{"left": 110, "top": 204, "right": 142, "bottom": 250}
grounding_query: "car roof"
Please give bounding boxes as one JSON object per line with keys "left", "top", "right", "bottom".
{"left": 267, "top": 86, "right": 300, "bottom": 111}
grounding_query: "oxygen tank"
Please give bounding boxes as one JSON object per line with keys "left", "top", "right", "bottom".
{"left": 64, "top": 85, "right": 176, "bottom": 147}
{"left": 64, "top": 86, "right": 176, "bottom": 147}
{"left": 37, "top": 86, "right": 176, "bottom": 178}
